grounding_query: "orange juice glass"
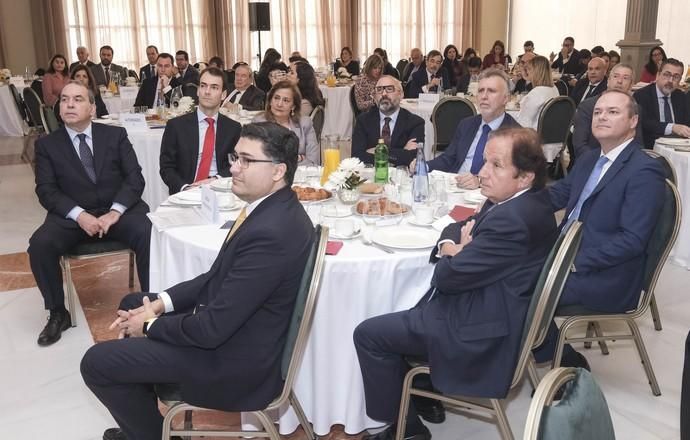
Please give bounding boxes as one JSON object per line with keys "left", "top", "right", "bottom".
{"left": 321, "top": 146, "right": 340, "bottom": 185}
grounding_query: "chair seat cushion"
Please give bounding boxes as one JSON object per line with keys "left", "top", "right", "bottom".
{"left": 67, "top": 240, "right": 130, "bottom": 257}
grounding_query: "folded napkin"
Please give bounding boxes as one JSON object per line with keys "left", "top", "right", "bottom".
{"left": 449, "top": 205, "right": 476, "bottom": 222}
{"left": 326, "top": 241, "right": 344, "bottom": 255}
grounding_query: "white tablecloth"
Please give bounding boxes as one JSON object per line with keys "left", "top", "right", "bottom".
{"left": 102, "top": 94, "right": 137, "bottom": 115}
{"left": 149, "top": 204, "right": 443, "bottom": 435}
{"left": 0, "top": 84, "right": 27, "bottom": 137}
{"left": 319, "top": 84, "right": 353, "bottom": 139}
{"left": 653, "top": 143, "right": 690, "bottom": 269}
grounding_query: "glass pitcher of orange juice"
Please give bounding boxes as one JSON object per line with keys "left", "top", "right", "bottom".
{"left": 321, "top": 136, "right": 340, "bottom": 185}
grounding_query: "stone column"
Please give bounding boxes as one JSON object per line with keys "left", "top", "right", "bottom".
{"left": 617, "top": 0, "right": 662, "bottom": 80}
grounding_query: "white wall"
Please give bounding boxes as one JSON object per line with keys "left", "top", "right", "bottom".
{"left": 656, "top": 1, "right": 690, "bottom": 67}
{"left": 0, "top": 0, "right": 37, "bottom": 73}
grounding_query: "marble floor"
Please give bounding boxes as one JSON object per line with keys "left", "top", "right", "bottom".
{"left": 0, "top": 134, "right": 686, "bottom": 439}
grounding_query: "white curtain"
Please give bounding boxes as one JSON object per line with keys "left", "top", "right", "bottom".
{"left": 656, "top": 0, "right": 690, "bottom": 69}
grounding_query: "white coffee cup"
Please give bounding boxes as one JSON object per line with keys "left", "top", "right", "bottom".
{"left": 335, "top": 218, "right": 355, "bottom": 237}
{"left": 414, "top": 206, "right": 434, "bottom": 224}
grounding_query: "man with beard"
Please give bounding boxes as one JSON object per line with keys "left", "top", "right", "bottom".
{"left": 90, "top": 45, "right": 128, "bottom": 87}
{"left": 351, "top": 75, "right": 425, "bottom": 167}
{"left": 405, "top": 50, "right": 450, "bottom": 98}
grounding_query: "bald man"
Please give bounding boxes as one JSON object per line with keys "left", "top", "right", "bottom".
{"left": 569, "top": 57, "right": 608, "bottom": 105}
{"left": 402, "top": 48, "right": 425, "bottom": 83}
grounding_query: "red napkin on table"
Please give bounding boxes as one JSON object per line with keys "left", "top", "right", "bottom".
{"left": 449, "top": 205, "right": 476, "bottom": 222}
{"left": 326, "top": 241, "right": 344, "bottom": 255}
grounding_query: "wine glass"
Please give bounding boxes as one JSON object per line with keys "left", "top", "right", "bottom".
{"left": 361, "top": 198, "right": 382, "bottom": 243}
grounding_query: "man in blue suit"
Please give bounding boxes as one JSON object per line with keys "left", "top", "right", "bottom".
{"left": 355, "top": 128, "right": 557, "bottom": 440}
{"left": 418, "top": 69, "right": 520, "bottom": 189}
{"left": 405, "top": 50, "right": 450, "bottom": 98}
{"left": 535, "top": 90, "right": 666, "bottom": 367}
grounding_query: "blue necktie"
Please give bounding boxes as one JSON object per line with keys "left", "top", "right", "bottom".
{"left": 470, "top": 124, "right": 491, "bottom": 175}
{"left": 563, "top": 155, "right": 609, "bottom": 231}
{"left": 662, "top": 96, "right": 673, "bottom": 123}
{"left": 77, "top": 133, "right": 96, "bottom": 183}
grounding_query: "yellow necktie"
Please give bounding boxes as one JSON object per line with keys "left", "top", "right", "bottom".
{"left": 224, "top": 208, "right": 247, "bottom": 243}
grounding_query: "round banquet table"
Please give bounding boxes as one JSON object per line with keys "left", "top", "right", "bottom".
{"left": 0, "top": 84, "right": 27, "bottom": 137}
{"left": 653, "top": 142, "right": 690, "bottom": 269}
{"left": 149, "top": 193, "right": 482, "bottom": 435}
{"left": 319, "top": 84, "right": 353, "bottom": 139}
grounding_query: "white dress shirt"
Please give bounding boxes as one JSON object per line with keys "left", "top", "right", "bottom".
{"left": 655, "top": 85, "right": 675, "bottom": 135}
{"left": 458, "top": 114, "right": 506, "bottom": 173}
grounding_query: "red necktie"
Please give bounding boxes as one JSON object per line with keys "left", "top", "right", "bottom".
{"left": 195, "top": 117, "right": 215, "bottom": 182}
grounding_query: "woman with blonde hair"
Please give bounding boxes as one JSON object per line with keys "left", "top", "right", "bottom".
{"left": 353, "top": 54, "right": 384, "bottom": 112}
{"left": 516, "top": 55, "right": 559, "bottom": 129}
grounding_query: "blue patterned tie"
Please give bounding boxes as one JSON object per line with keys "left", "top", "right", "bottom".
{"left": 77, "top": 133, "right": 96, "bottom": 183}
{"left": 563, "top": 155, "right": 609, "bottom": 231}
{"left": 470, "top": 124, "right": 491, "bottom": 175}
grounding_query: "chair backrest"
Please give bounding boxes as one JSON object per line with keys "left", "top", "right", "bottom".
{"left": 643, "top": 149, "right": 677, "bottom": 185}
{"left": 555, "top": 80, "right": 569, "bottom": 96}
{"left": 274, "top": 225, "right": 329, "bottom": 407}
{"left": 524, "top": 367, "right": 615, "bottom": 440}
{"left": 637, "top": 179, "right": 681, "bottom": 313}
{"left": 537, "top": 96, "right": 576, "bottom": 145}
{"left": 31, "top": 79, "right": 44, "bottom": 102}
{"left": 349, "top": 84, "right": 362, "bottom": 118}
{"left": 40, "top": 105, "right": 60, "bottom": 133}
{"left": 8, "top": 84, "right": 28, "bottom": 122}
{"left": 22, "top": 86, "right": 44, "bottom": 130}
{"left": 395, "top": 59, "right": 409, "bottom": 79}
{"left": 512, "top": 221, "right": 584, "bottom": 387}
{"left": 181, "top": 83, "right": 199, "bottom": 104}
{"left": 431, "top": 97, "right": 476, "bottom": 155}
{"left": 128, "top": 69, "right": 139, "bottom": 82}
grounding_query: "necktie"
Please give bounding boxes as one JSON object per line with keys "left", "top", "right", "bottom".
{"left": 563, "top": 155, "right": 609, "bottom": 231}
{"left": 151, "top": 65, "right": 155, "bottom": 78}
{"left": 224, "top": 208, "right": 247, "bottom": 242}
{"left": 469, "top": 124, "right": 492, "bottom": 174}
{"left": 104, "top": 66, "right": 110, "bottom": 84}
{"left": 77, "top": 134, "right": 96, "bottom": 183}
{"left": 230, "top": 90, "right": 241, "bottom": 103}
{"left": 662, "top": 96, "right": 673, "bottom": 123}
{"left": 584, "top": 84, "right": 595, "bottom": 100}
{"left": 195, "top": 118, "right": 216, "bottom": 182}
{"left": 382, "top": 117, "right": 392, "bottom": 146}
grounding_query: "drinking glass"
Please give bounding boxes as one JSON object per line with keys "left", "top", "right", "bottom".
{"left": 320, "top": 136, "right": 340, "bottom": 185}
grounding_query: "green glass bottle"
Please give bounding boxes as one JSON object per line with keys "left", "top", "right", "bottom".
{"left": 374, "top": 138, "right": 389, "bottom": 184}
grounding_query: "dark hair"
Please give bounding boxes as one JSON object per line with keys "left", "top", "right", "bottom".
{"left": 99, "top": 45, "right": 113, "bottom": 54}
{"left": 491, "top": 40, "right": 506, "bottom": 56}
{"left": 443, "top": 44, "right": 459, "bottom": 59}
{"left": 523, "top": 40, "right": 534, "bottom": 48}
{"left": 232, "top": 61, "right": 248, "bottom": 70}
{"left": 260, "top": 48, "right": 282, "bottom": 74}
{"left": 176, "top": 50, "right": 189, "bottom": 61}
{"left": 70, "top": 64, "right": 99, "bottom": 96}
{"left": 47, "top": 54, "right": 69, "bottom": 76}
{"left": 660, "top": 57, "right": 684, "bottom": 74}
{"left": 146, "top": 45, "right": 158, "bottom": 53}
{"left": 467, "top": 56, "right": 482, "bottom": 69}
{"left": 608, "top": 50, "right": 620, "bottom": 62}
{"left": 35, "top": 68, "right": 45, "bottom": 76}
{"left": 294, "top": 62, "right": 325, "bottom": 108}
{"left": 426, "top": 49, "right": 442, "bottom": 61}
{"left": 564, "top": 37, "right": 575, "bottom": 45}
{"left": 373, "top": 48, "right": 389, "bottom": 62}
{"left": 208, "top": 56, "right": 224, "bottom": 69}
{"left": 341, "top": 47, "right": 353, "bottom": 58}
{"left": 463, "top": 48, "right": 477, "bottom": 60}
{"left": 265, "top": 80, "right": 302, "bottom": 123}
{"left": 157, "top": 53, "right": 174, "bottom": 64}
{"left": 591, "top": 45, "right": 605, "bottom": 56}
{"left": 199, "top": 66, "right": 228, "bottom": 92}
{"left": 645, "top": 46, "right": 668, "bottom": 76}
{"left": 442, "top": 44, "right": 461, "bottom": 73}
{"left": 288, "top": 55, "right": 307, "bottom": 63}
{"left": 363, "top": 54, "right": 384, "bottom": 77}
{"left": 240, "top": 122, "right": 299, "bottom": 186}
{"left": 491, "top": 128, "right": 547, "bottom": 190}
{"left": 579, "top": 49, "right": 591, "bottom": 60}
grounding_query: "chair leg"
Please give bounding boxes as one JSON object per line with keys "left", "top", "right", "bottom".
{"left": 61, "top": 257, "right": 78, "bottom": 327}
{"left": 182, "top": 410, "right": 192, "bottom": 440}
{"left": 584, "top": 322, "right": 594, "bottom": 349}
{"left": 490, "top": 399, "right": 514, "bottom": 440}
{"left": 128, "top": 251, "right": 135, "bottom": 289}
{"left": 650, "top": 294, "right": 663, "bottom": 331}
{"left": 253, "top": 410, "right": 281, "bottom": 440}
{"left": 592, "top": 321, "right": 610, "bottom": 355}
{"left": 395, "top": 369, "right": 419, "bottom": 440}
{"left": 289, "top": 390, "right": 316, "bottom": 440}
{"left": 627, "top": 319, "right": 661, "bottom": 396}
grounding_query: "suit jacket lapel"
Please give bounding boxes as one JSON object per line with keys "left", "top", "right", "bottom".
{"left": 390, "top": 111, "right": 406, "bottom": 147}
{"left": 565, "top": 152, "right": 599, "bottom": 215}
{"left": 454, "top": 116, "right": 481, "bottom": 171}
{"left": 647, "top": 85, "right": 660, "bottom": 120}
{"left": 215, "top": 116, "right": 226, "bottom": 168}
{"left": 91, "top": 124, "right": 107, "bottom": 179}
{"left": 588, "top": 143, "right": 635, "bottom": 199}
{"left": 188, "top": 114, "right": 201, "bottom": 178}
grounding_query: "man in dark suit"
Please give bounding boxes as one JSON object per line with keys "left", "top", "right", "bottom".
{"left": 160, "top": 67, "right": 242, "bottom": 194}
{"left": 633, "top": 58, "right": 690, "bottom": 148}
{"left": 352, "top": 75, "right": 424, "bottom": 167}
{"left": 90, "top": 45, "right": 128, "bottom": 87}
{"left": 401, "top": 48, "right": 425, "bottom": 84}
{"left": 28, "top": 81, "right": 151, "bottom": 347}
{"left": 573, "top": 63, "right": 642, "bottom": 158}
{"left": 405, "top": 50, "right": 450, "bottom": 98}
{"left": 535, "top": 90, "right": 666, "bottom": 367}
{"left": 455, "top": 56, "right": 483, "bottom": 94}
{"left": 569, "top": 57, "right": 608, "bottom": 106}
{"left": 175, "top": 50, "right": 200, "bottom": 85}
{"left": 138, "top": 45, "right": 158, "bottom": 82}
{"left": 354, "top": 127, "right": 557, "bottom": 440}
{"left": 134, "top": 53, "right": 182, "bottom": 109}
{"left": 69, "top": 46, "right": 96, "bottom": 72}
{"left": 81, "top": 122, "right": 314, "bottom": 440}
{"left": 421, "top": 69, "right": 520, "bottom": 189}
{"left": 221, "top": 64, "right": 265, "bottom": 111}
{"left": 550, "top": 36, "right": 583, "bottom": 75}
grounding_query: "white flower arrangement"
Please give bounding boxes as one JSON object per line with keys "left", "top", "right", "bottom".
{"left": 325, "top": 157, "right": 365, "bottom": 190}
{"left": 337, "top": 67, "right": 351, "bottom": 79}
{"left": 177, "top": 96, "right": 195, "bottom": 114}
{"left": 0, "top": 69, "right": 11, "bottom": 82}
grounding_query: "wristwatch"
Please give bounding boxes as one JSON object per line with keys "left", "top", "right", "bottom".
{"left": 143, "top": 317, "right": 157, "bottom": 336}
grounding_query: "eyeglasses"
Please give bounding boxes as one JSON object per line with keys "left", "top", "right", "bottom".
{"left": 374, "top": 85, "right": 397, "bottom": 94}
{"left": 271, "top": 95, "right": 293, "bottom": 104}
{"left": 660, "top": 71, "right": 682, "bottom": 82}
{"left": 229, "top": 152, "right": 280, "bottom": 169}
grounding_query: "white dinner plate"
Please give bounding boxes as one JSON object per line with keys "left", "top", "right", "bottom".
{"left": 373, "top": 228, "right": 439, "bottom": 250}
{"left": 657, "top": 137, "right": 690, "bottom": 147}
{"left": 168, "top": 191, "right": 201, "bottom": 206}
{"left": 210, "top": 178, "right": 232, "bottom": 192}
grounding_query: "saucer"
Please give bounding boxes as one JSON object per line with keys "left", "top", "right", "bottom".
{"left": 330, "top": 228, "right": 362, "bottom": 240}
{"left": 407, "top": 218, "right": 434, "bottom": 227}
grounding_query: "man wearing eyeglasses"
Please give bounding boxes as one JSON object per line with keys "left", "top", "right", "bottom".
{"left": 633, "top": 58, "right": 690, "bottom": 148}
{"left": 352, "top": 75, "right": 424, "bottom": 166}
{"left": 82, "top": 122, "right": 315, "bottom": 440}
{"left": 159, "top": 67, "right": 242, "bottom": 194}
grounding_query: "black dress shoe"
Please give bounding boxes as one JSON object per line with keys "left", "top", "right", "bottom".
{"left": 560, "top": 349, "right": 591, "bottom": 371}
{"left": 363, "top": 424, "right": 431, "bottom": 440}
{"left": 103, "top": 428, "right": 126, "bottom": 440}
{"left": 412, "top": 395, "right": 445, "bottom": 424}
{"left": 37, "top": 309, "right": 71, "bottom": 346}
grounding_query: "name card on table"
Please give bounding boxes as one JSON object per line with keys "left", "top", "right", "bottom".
{"left": 121, "top": 113, "right": 148, "bottom": 132}
{"left": 119, "top": 86, "right": 139, "bottom": 100}
{"left": 419, "top": 93, "right": 440, "bottom": 104}
{"left": 199, "top": 185, "right": 219, "bottom": 224}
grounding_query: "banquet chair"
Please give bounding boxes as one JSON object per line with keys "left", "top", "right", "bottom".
{"left": 550, "top": 178, "right": 681, "bottom": 396}
{"left": 349, "top": 85, "right": 362, "bottom": 119}
{"left": 61, "top": 240, "right": 135, "bottom": 327}
{"left": 310, "top": 105, "right": 325, "bottom": 155}
{"left": 128, "top": 69, "right": 139, "bottom": 82}
{"left": 181, "top": 83, "right": 199, "bottom": 104}
{"left": 555, "top": 80, "right": 569, "bottom": 96}
{"left": 31, "top": 79, "right": 44, "bottom": 102}
{"left": 431, "top": 97, "right": 476, "bottom": 156}
{"left": 8, "top": 83, "right": 29, "bottom": 125}
{"left": 523, "top": 367, "right": 615, "bottom": 440}
{"left": 395, "top": 59, "right": 409, "bottom": 81}
{"left": 39, "top": 104, "right": 60, "bottom": 134}
{"left": 537, "top": 97, "right": 576, "bottom": 179}
{"left": 159, "top": 225, "right": 329, "bottom": 440}
{"left": 395, "top": 222, "right": 584, "bottom": 440}
{"left": 22, "top": 87, "right": 45, "bottom": 132}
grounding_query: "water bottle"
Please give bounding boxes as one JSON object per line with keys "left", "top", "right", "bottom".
{"left": 437, "top": 76, "right": 443, "bottom": 94}
{"left": 412, "top": 143, "right": 429, "bottom": 203}
{"left": 374, "top": 138, "right": 389, "bottom": 184}
{"left": 171, "top": 86, "right": 183, "bottom": 109}
{"left": 156, "top": 89, "right": 166, "bottom": 118}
